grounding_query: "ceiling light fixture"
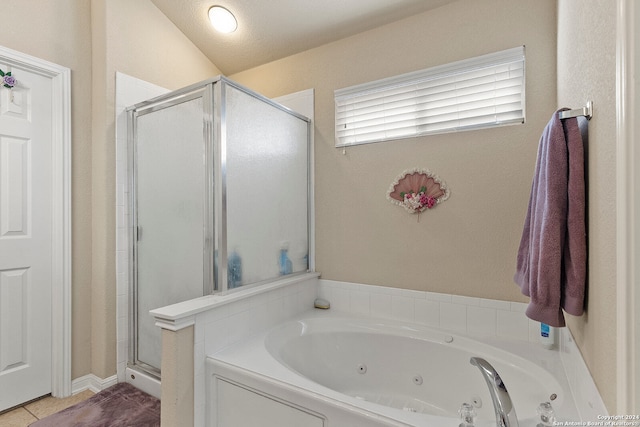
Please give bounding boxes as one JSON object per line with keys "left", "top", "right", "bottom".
{"left": 208, "top": 6, "right": 237, "bottom": 33}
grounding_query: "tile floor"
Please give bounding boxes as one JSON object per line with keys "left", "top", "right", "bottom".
{"left": 0, "top": 390, "right": 94, "bottom": 427}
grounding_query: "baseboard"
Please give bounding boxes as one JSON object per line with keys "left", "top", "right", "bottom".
{"left": 71, "top": 374, "right": 118, "bottom": 394}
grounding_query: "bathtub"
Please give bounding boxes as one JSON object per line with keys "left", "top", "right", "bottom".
{"left": 206, "top": 311, "right": 579, "bottom": 426}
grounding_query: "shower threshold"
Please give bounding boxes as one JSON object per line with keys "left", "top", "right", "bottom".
{"left": 125, "top": 366, "right": 161, "bottom": 399}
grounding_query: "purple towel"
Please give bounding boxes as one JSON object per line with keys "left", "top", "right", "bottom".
{"left": 514, "top": 109, "right": 586, "bottom": 327}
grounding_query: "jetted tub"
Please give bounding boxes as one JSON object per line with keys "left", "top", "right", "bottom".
{"left": 206, "top": 311, "right": 579, "bottom": 427}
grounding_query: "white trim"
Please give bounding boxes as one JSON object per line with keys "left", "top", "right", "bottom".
{"left": 155, "top": 316, "right": 196, "bottom": 332}
{"left": 150, "top": 272, "right": 320, "bottom": 325}
{"left": 616, "top": 0, "right": 638, "bottom": 413}
{"left": 0, "top": 46, "right": 72, "bottom": 398}
{"left": 72, "top": 374, "right": 118, "bottom": 394}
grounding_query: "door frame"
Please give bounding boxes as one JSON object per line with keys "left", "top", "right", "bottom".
{"left": 0, "top": 45, "right": 72, "bottom": 398}
{"left": 616, "top": 0, "right": 639, "bottom": 413}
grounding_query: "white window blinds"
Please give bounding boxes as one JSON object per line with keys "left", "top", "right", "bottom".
{"left": 334, "top": 46, "right": 525, "bottom": 147}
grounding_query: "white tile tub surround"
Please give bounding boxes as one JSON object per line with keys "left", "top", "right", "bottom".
{"left": 559, "top": 328, "right": 608, "bottom": 420}
{"left": 318, "top": 279, "right": 608, "bottom": 420}
{"left": 318, "top": 279, "right": 540, "bottom": 342}
{"left": 152, "top": 272, "right": 320, "bottom": 427}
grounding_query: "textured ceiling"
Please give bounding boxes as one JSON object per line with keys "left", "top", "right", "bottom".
{"left": 151, "top": 0, "right": 458, "bottom": 75}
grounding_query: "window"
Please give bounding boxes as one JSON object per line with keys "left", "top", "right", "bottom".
{"left": 334, "top": 46, "right": 525, "bottom": 147}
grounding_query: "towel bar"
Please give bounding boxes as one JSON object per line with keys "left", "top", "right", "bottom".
{"left": 558, "top": 100, "right": 593, "bottom": 120}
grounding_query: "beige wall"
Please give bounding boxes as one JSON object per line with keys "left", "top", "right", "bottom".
{"left": 231, "top": 0, "right": 557, "bottom": 302}
{"left": 557, "top": 0, "right": 617, "bottom": 412}
{"left": 0, "top": 0, "right": 94, "bottom": 379}
{"left": 90, "top": 0, "right": 221, "bottom": 378}
{"left": 161, "top": 327, "right": 194, "bottom": 426}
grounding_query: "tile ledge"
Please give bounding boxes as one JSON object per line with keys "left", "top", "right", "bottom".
{"left": 150, "top": 272, "right": 320, "bottom": 324}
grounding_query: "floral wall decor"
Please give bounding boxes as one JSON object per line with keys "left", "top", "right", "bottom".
{"left": 387, "top": 168, "right": 450, "bottom": 219}
{"left": 0, "top": 69, "right": 16, "bottom": 89}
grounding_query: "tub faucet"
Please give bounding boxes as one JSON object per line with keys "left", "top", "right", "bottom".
{"left": 469, "top": 357, "right": 519, "bottom": 427}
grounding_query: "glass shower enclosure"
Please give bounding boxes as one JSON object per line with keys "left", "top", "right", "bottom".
{"left": 127, "top": 77, "right": 310, "bottom": 378}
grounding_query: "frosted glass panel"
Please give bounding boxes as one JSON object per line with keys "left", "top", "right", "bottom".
{"left": 225, "top": 85, "right": 309, "bottom": 287}
{"left": 135, "top": 96, "right": 205, "bottom": 370}
{"left": 128, "top": 78, "right": 311, "bottom": 378}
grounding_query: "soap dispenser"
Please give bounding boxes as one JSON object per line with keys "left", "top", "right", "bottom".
{"left": 278, "top": 242, "right": 293, "bottom": 276}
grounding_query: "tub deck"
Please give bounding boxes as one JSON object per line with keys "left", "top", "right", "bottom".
{"left": 206, "top": 309, "right": 579, "bottom": 427}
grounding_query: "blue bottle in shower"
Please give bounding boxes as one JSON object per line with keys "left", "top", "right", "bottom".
{"left": 228, "top": 250, "right": 242, "bottom": 289}
{"left": 279, "top": 243, "right": 292, "bottom": 276}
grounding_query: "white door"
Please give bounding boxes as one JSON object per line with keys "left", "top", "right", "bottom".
{"left": 0, "top": 60, "right": 54, "bottom": 411}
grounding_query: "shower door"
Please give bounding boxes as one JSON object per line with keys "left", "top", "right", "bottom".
{"left": 127, "top": 77, "right": 310, "bottom": 379}
{"left": 128, "top": 86, "right": 213, "bottom": 376}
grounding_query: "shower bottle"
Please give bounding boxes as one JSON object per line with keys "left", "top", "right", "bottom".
{"left": 279, "top": 242, "right": 293, "bottom": 276}
{"left": 540, "top": 323, "right": 556, "bottom": 349}
{"left": 228, "top": 249, "right": 242, "bottom": 289}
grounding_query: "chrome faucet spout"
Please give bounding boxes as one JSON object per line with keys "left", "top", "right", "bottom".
{"left": 469, "top": 357, "right": 519, "bottom": 427}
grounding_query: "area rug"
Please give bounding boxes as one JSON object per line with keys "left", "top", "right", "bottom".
{"left": 30, "top": 382, "right": 160, "bottom": 427}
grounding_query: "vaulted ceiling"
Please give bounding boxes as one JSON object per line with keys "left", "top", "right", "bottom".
{"left": 151, "top": 0, "right": 458, "bottom": 75}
